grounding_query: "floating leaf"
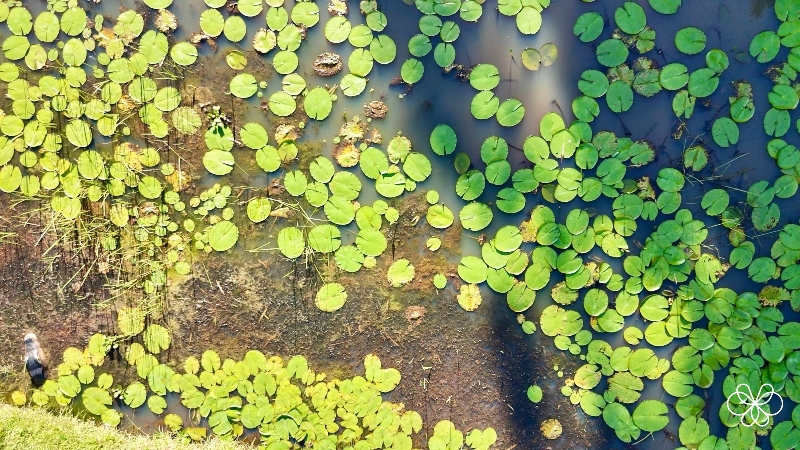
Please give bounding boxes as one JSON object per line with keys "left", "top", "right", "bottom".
{"left": 675, "top": 27, "right": 707, "bottom": 55}
{"left": 118, "top": 307, "right": 145, "bottom": 336}
{"left": 208, "top": 220, "right": 239, "bottom": 252}
{"left": 574, "top": 12, "right": 604, "bottom": 42}
{"left": 516, "top": 7, "right": 542, "bottom": 35}
{"left": 750, "top": 30, "right": 780, "bottom": 63}
{"left": 315, "top": 283, "right": 347, "bottom": 312}
{"left": 632, "top": 400, "right": 669, "bottom": 432}
{"left": 597, "top": 39, "right": 629, "bottom": 67}
{"left": 387, "top": 259, "right": 415, "bottom": 287}
{"left": 401, "top": 58, "right": 424, "bottom": 84}
{"left": 230, "top": 73, "right": 258, "bottom": 99}
{"left": 521, "top": 48, "right": 542, "bottom": 71}
{"left": 615, "top": 2, "right": 646, "bottom": 35}
{"left": 457, "top": 284, "right": 482, "bottom": 311}
{"left": 247, "top": 198, "right": 272, "bottom": 223}
{"left": 170, "top": 42, "right": 198, "bottom": 66}
{"left": 711, "top": 117, "right": 739, "bottom": 147}
{"left": 649, "top": 0, "right": 681, "bottom": 14}
{"left": 304, "top": 87, "right": 333, "bottom": 120}
{"left": 469, "top": 64, "right": 499, "bottom": 90}
{"left": 497, "top": 99, "right": 525, "bottom": 127}
{"left": 143, "top": 324, "right": 171, "bottom": 354}
{"left": 269, "top": 91, "right": 297, "bottom": 116}
{"left": 527, "top": 385, "right": 543, "bottom": 403}
{"left": 370, "top": 35, "right": 397, "bottom": 64}
{"left": 82, "top": 387, "right": 112, "bottom": 416}
{"left": 460, "top": 202, "right": 493, "bottom": 231}
{"left": 430, "top": 124, "right": 457, "bottom": 155}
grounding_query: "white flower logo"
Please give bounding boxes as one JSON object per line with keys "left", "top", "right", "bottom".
{"left": 725, "top": 383, "right": 783, "bottom": 427}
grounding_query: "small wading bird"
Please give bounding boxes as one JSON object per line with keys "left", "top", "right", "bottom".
{"left": 24, "top": 333, "right": 47, "bottom": 387}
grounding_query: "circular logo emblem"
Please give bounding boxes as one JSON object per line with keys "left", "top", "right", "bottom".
{"left": 725, "top": 383, "right": 783, "bottom": 427}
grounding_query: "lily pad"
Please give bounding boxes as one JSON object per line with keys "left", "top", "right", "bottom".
{"left": 315, "top": 283, "right": 347, "bottom": 312}
{"left": 208, "top": 221, "right": 239, "bottom": 251}
{"left": 430, "top": 124, "right": 457, "bottom": 156}
{"left": 304, "top": 87, "right": 333, "bottom": 120}
{"left": 675, "top": 27, "right": 706, "bottom": 55}
{"left": 387, "top": 259, "right": 415, "bottom": 287}
{"left": 230, "top": 73, "right": 259, "bottom": 99}
{"left": 574, "top": 12, "right": 604, "bottom": 42}
{"left": 457, "top": 284, "right": 482, "bottom": 311}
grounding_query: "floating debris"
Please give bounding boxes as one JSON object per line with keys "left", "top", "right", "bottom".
{"left": 155, "top": 9, "right": 178, "bottom": 33}
{"left": 365, "top": 100, "right": 388, "bottom": 119}
{"left": 540, "top": 418, "right": 563, "bottom": 439}
{"left": 328, "top": 0, "right": 348, "bottom": 16}
{"left": 313, "top": 52, "right": 342, "bottom": 77}
{"left": 404, "top": 305, "right": 426, "bottom": 327}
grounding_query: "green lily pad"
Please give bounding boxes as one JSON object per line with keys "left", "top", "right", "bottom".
{"left": 458, "top": 256, "right": 487, "bottom": 284}
{"left": 471, "top": 91, "right": 500, "bottom": 119}
{"left": 247, "top": 198, "right": 272, "bottom": 223}
{"left": 434, "top": 42, "right": 456, "bottom": 67}
{"left": 711, "top": 117, "right": 739, "bottom": 147}
{"left": 203, "top": 150, "right": 235, "bottom": 176}
{"left": 675, "top": 27, "right": 706, "bottom": 55}
{"left": 370, "top": 35, "right": 397, "bottom": 64}
{"left": 229, "top": 73, "right": 258, "bottom": 99}
{"left": 208, "top": 220, "right": 239, "bottom": 251}
{"left": 387, "top": 259, "right": 415, "bottom": 287}
{"left": 460, "top": 202, "right": 493, "bottom": 231}
{"left": 516, "top": 7, "right": 542, "bottom": 35}
{"left": 427, "top": 204, "right": 454, "bottom": 228}
{"left": 170, "top": 42, "right": 198, "bottom": 66}
{"left": 574, "top": 12, "right": 604, "bottom": 42}
{"left": 750, "top": 30, "right": 780, "bottom": 63}
{"left": 200, "top": 9, "right": 225, "bottom": 37}
{"left": 315, "top": 283, "right": 347, "bottom": 312}
{"left": 497, "top": 99, "right": 525, "bottom": 127}
{"left": 649, "top": 0, "right": 681, "bottom": 14}
{"left": 82, "top": 387, "right": 112, "bottom": 416}
{"left": 223, "top": 16, "right": 247, "bottom": 42}
{"left": 304, "top": 87, "right": 333, "bottom": 120}
{"left": 597, "top": 39, "right": 629, "bottom": 67}
{"left": 325, "top": 17, "right": 351, "bottom": 43}
{"left": 144, "top": 0, "right": 173, "bottom": 8}
{"left": 430, "top": 124, "right": 457, "bottom": 155}
{"left": 308, "top": 224, "right": 341, "bottom": 253}
{"left": 401, "top": 58, "right": 425, "bottom": 84}
{"left": 470, "top": 64, "right": 500, "bottom": 91}
{"left": 278, "top": 227, "right": 305, "bottom": 258}
{"left": 615, "top": 2, "right": 646, "bottom": 35}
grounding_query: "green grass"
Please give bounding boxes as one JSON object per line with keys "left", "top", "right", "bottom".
{"left": 0, "top": 405, "right": 251, "bottom": 450}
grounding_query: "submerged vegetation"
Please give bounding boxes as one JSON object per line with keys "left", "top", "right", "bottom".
{"left": 2, "top": 0, "right": 800, "bottom": 448}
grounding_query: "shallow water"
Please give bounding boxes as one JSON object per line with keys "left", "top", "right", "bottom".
{"left": 86, "top": 0, "right": 800, "bottom": 446}
{"left": 3, "top": 0, "right": 799, "bottom": 448}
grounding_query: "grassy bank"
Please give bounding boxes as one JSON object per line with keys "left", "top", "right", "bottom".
{"left": 0, "top": 405, "right": 249, "bottom": 450}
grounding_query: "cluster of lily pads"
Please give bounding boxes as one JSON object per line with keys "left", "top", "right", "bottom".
{"left": 572, "top": 1, "right": 728, "bottom": 122}
{"left": 468, "top": 65, "right": 525, "bottom": 126}
{"left": 472, "top": 0, "right": 800, "bottom": 448}
{"left": 404, "top": 0, "right": 551, "bottom": 88}
{"left": 11, "top": 325, "right": 492, "bottom": 449}
{"left": 8, "top": 0, "right": 800, "bottom": 448}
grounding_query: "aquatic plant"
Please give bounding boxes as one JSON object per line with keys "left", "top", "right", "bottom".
{"left": 10, "top": 332, "right": 490, "bottom": 448}
{"left": 5, "top": 0, "right": 800, "bottom": 447}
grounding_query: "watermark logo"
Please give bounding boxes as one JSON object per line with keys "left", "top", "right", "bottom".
{"left": 725, "top": 383, "right": 783, "bottom": 427}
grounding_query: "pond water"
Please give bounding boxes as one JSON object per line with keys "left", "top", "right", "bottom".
{"left": 2, "top": 0, "right": 800, "bottom": 449}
